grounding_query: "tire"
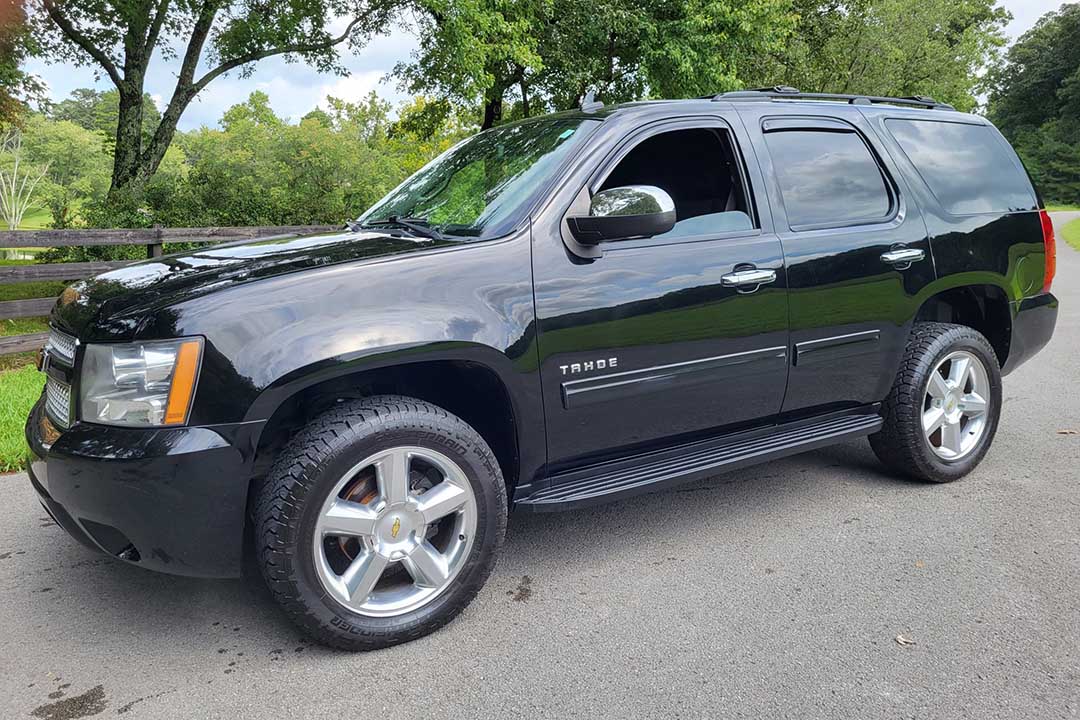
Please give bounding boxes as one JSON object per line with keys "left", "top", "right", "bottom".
{"left": 255, "top": 395, "right": 507, "bottom": 650}
{"left": 870, "top": 322, "right": 1002, "bottom": 483}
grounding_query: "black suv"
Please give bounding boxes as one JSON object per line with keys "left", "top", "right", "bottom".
{"left": 26, "top": 88, "right": 1058, "bottom": 649}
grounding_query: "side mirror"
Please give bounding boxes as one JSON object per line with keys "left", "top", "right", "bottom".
{"left": 567, "top": 185, "right": 676, "bottom": 245}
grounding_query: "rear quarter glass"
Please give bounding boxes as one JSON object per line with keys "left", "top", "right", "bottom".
{"left": 884, "top": 119, "right": 1038, "bottom": 215}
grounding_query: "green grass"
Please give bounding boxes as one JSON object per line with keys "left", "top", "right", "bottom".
{"left": 0, "top": 280, "right": 66, "bottom": 302}
{"left": 1061, "top": 218, "right": 1080, "bottom": 252}
{"left": 0, "top": 317, "right": 49, "bottom": 337}
{"left": 1046, "top": 204, "right": 1080, "bottom": 213}
{"left": 16, "top": 207, "right": 50, "bottom": 230}
{"left": 0, "top": 365, "right": 44, "bottom": 473}
{"left": 0, "top": 352, "right": 36, "bottom": 372}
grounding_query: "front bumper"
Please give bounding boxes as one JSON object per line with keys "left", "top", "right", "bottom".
{"left": 25, "top": 400, "right": 264, "bottom": 578}
{"left": 1002, "top": 292, "right": 1058, "bottom": 375}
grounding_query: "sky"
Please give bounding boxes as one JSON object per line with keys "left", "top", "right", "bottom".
{"left": 24, "top": 0, "right": 1073, "bottom": 131}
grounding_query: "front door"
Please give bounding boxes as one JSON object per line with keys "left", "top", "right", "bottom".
{"left": 531, "top": 117, "right": 790, "bottom": 472}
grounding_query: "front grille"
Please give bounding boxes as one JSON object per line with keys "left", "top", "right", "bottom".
{"left": 46, "top": 327, "right": 78, "bottom": 366}
{"left": 45, "top": 378, "right": 72, "bottom": 429}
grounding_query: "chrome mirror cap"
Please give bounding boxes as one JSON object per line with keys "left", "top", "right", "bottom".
{"left": 568, "top": 185, "right": 677, "bottom": 245}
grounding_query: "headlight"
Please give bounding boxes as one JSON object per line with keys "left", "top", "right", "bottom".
{"left": 79, "top": 338, "right": 203, "bottom": 427}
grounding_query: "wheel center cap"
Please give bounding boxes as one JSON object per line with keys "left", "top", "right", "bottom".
{"left": 373, "top": 506, "right": 423, "bottom": 557}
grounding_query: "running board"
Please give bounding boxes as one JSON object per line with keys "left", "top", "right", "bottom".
{"left": 516, "top": 408, "right": 883, "bottom": 511}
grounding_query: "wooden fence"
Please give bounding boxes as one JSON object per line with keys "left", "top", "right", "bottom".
{"left": 0, "top": 225, "right": 338, "bottom": 355}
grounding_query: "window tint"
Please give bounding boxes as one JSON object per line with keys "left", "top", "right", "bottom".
{"left": 885, "top": 119, "right": 1036, "bottom": 215}
{"left": 765, "top": 129, "right": 892, "bottom": 228}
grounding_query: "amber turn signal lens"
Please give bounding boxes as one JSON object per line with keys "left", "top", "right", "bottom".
{"left": 164, "top": 340, "right": 202, "bottom": 425}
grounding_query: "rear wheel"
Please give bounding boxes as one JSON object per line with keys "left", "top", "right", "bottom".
{"left": 255, "top": 396, "right": 507, "bottom": 650}
{"left": 870, "top": 322, "right": 1002, "bottom": 482}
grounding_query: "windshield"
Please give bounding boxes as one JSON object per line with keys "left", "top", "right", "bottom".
{"left": 357, "top": 117, "right": 599, "bottom": 238}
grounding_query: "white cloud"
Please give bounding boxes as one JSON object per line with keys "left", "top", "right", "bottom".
{"left": 315, "top": 71, "right": 390, "bottom": 105}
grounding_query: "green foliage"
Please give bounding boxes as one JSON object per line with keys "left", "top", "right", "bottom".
{"left": 32, "top": 0, "right": 412, "bottom": 192}
{"left": 36, "top": 89, "right": 466, "bottom": 264}
{"left": 988, "top": 4, "right": 1080, "bottom": 205}
{"left": 49, "top": 88, "right": 162, "bottom": 151}
{"left": 150, "top": 91, "right": 407, "bottom": 227}
{"left": 0, "top": 364, "right": 45, "bottom": 473}
{"left": 20, "top": 113, "right": 111, "bottom": 227}
{"left": 0, "top": 0, "right": 44, "bottom": 129}
{"left": 399, "top": 0, "right": 796, "bottom": 127}
{"left": 743, "top": 0, "right": 1009, "bottom": 112}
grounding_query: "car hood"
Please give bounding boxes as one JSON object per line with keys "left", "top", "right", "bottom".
{"left": 51, "top": 229, "right": 450, "bottom": 341}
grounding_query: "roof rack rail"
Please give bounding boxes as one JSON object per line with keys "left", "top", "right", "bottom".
{"left": 714, "top": 86, "right": 955, "bottom": 111}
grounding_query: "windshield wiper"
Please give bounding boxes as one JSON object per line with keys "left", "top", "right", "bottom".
{"left": 351, "top": 215, "right": 445, "bottom": 241}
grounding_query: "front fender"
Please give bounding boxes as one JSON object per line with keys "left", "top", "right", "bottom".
{"left": 150, "top": 227, "right": 539, "bottom": 427}
{"left": 243, "top": 339, "right": 534, "bottom": 423}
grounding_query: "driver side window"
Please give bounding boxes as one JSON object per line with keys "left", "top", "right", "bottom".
{"left": 599, "top": 127, "right": 755, "bottom": 239}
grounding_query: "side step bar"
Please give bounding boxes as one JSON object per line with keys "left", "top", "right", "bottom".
{"left": 515, "top": 408, "right": 883, "bottom": 512}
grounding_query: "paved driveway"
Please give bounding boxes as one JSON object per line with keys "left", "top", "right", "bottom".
{"left": 1, "top": 235, "right": 1077, "bottom": 719}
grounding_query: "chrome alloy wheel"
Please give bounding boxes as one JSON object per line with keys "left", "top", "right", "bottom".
{"left": 313, "top": 446, "right": 477, "bottom": 617}
{"left": 922, "top": 350, "right": 991, "bottom": 461}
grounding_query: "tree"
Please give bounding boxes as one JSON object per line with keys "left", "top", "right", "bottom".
{"left": 0, "top": 0, "right": 45, "bottom": 128}
{"left": 397, "top": 0, "right": 796, "bottom": 129}
{"left": 988, "top": 3, "right": 1080, "bottom": 204}
{"left": 743, "top": 0, "right": 1009, "bottom": 112}
{"left": 50, "top": 88, "right": 162, "bottom": 149}
{"left": 31, "top": 0, "right": 410, "bottom": 198}
{"left": 20, "top": 114, "right": 111, "bottom": 227}
{"left": 0, "top": 130, "right": 50, "bottom": 229}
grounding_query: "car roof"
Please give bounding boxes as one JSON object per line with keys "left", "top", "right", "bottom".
{"left": 544, "top": 94, "right": 977, "bottom": 121}
{"left": 496, "top": 94, "right": 984, "bottom": 132}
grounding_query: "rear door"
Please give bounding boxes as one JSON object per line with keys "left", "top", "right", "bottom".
{"left": 530, "top": 115, "right": 790, "bottom": 470}
{"left": 738, "top": 106, "right": 935, "bottom": 414}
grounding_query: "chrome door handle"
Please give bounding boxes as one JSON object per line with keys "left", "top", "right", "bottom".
{"left": 721, "top": 268, "right": 777, "bottom": 288}
{"left": 880, "top": 248, "right": 925, "bottom": 265}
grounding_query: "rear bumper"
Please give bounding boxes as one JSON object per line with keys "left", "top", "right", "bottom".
{"left": 25, "top": 400, "right": 264, "bottom": 578}
{"left": 1002, "top": 292, "right": 1058, "bottom": 375}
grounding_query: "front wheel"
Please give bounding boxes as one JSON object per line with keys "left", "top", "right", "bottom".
{"left": 870, "top": 322, "right": 1002, "bottom": 482}
{"left": 255, "top": 396, "right": 507, "bottom": 650}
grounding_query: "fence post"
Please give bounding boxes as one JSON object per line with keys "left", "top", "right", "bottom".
{"left": 147, "top": 224, "right": 164, "bottom": 259}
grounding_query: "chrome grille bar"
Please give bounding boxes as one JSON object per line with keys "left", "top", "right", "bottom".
{"left": 46, "top": 327, "right": 78, "bottom": 366}
{"left": 45, "top": 378, "right": 72, "bottom": 429}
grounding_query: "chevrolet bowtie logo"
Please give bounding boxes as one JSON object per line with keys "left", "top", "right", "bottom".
{"left": 390, "top": 517, "right": 401, "bottom": 539}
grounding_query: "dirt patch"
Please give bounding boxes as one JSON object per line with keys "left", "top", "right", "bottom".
{"left": 31, "top": 685, "right": 106, "bottom": 719}
{"left": 508, "top": 575, "right": 533, "bottom": 602}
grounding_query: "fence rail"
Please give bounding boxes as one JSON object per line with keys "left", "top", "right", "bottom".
{"left": 0, "top": 224, "right": 339, "bottom": 355}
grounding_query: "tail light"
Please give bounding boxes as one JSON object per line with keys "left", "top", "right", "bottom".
{"left": 1039, "top": 209, "right": 1056, "bottom": 294}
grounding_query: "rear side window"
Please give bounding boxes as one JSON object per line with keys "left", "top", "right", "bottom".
{"left": 885, "top": 119, "right": 1037, "bottom": 215}
{"left": 765, "top": 129, "right": 892, "bottom": 229}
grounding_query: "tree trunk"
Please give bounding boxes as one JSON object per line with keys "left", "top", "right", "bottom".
{"left": 481, "top": 90, "right": 503, "bottom": 130}
{"left": 139, "top": 88, "right": 194, "bottom": 186}
{"left": 110, "top": 87, "right": 145, "bottom": 192}
{"left": 520, "top": 78, "right": 531, "bottom": 118}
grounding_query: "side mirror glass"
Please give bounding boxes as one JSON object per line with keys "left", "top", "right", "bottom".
{"left": 567, "top": 185, "right": 676, "bottom": 245}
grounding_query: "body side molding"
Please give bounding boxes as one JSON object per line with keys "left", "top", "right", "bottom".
{"left": 560, "top": 346, "right": 788, "bottom": 409}
{"left": 794, "top": 330, "right": 881, "bottom": 366}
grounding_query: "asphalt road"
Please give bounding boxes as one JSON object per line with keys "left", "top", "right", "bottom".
{"left": 2, "top": 218, "right": 1077, "bottom": 720}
